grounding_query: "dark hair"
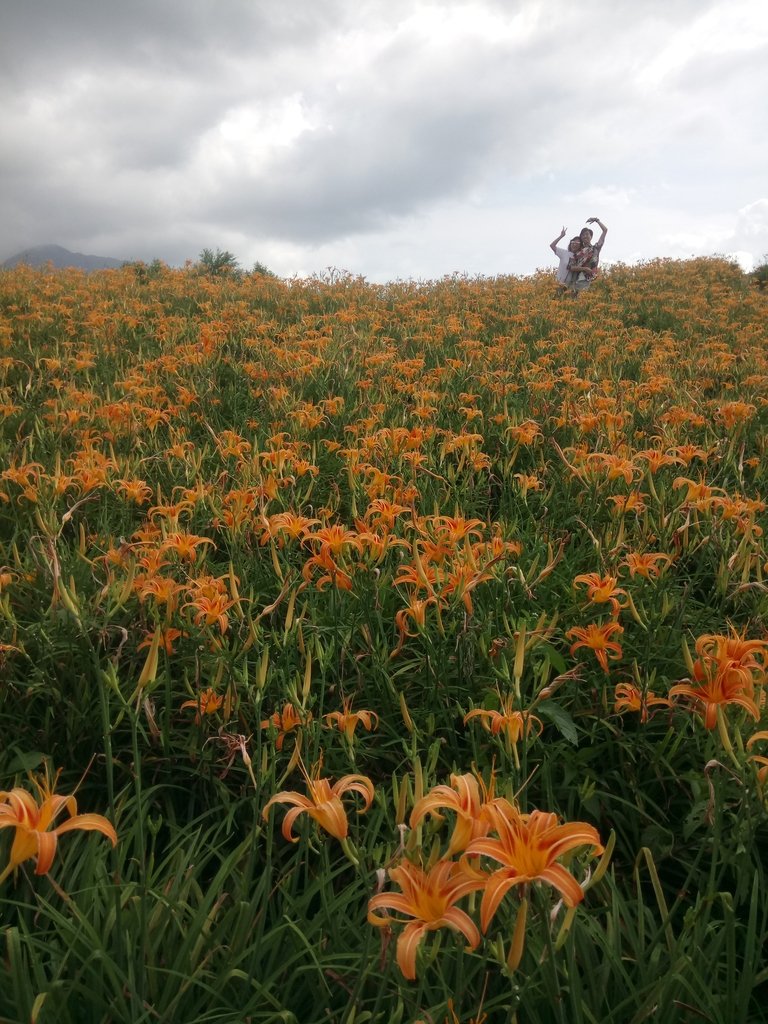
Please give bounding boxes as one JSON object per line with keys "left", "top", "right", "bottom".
{"left": 570, "top": 236, "right": 582, "bottom": 244}
{"left": 581, "top": 227, "right": 594, "bottom": 238}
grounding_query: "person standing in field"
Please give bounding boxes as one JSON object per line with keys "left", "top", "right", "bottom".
{"left": 567, "top": 217, "right": 608, "bottom": 293}
{"left": 550, "top": 228, "right": 584, "bottom": 293}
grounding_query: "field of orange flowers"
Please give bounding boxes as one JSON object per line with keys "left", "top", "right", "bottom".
{"left": 0, "top": 256, "right": 766, "bottom": 1023}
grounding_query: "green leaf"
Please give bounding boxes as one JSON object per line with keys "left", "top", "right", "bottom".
{"left": 6, "top": 749, "right": 46, "bottom": 773}
{"left": 537, "top": 643, "right": 568, "bottom": 675}
{"left": 537, "top": 700, "right": 578, "bottom": 745}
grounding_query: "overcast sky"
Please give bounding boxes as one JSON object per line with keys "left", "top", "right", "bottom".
{"left": 2, "top": 0, "right": 767, "bottom": 281}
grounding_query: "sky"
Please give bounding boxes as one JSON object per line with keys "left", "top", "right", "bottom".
{"left": 1, "top": 0, "right": 767, "bottom": 282}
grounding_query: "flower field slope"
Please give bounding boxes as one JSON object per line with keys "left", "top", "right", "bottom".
{"left": 0, "top": 258, "right": 767, "bottom": 1023}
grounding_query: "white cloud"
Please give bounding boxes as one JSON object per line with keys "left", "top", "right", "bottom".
{"left": 0, "top": 0, "right": 766, "bottom": 279}
{"left": 562, "top": 187, "right": 636, "bottom": 210}
{"left": 638, "top": 0, "right": 768, "bottom": 88}
{"left": 735, "top": 198, "right": 768, "bottom": 240}
{"left": 726, "top": 251, "right": 754, "bottom": 272}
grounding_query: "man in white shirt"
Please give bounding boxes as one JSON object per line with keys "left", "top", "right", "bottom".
{"left": 550, "top": 228, "right": 583, "bottom": 289}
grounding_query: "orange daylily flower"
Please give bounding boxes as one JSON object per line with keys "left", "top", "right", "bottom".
{"left": 181, "top": 687, "right": 224, "bottom": 725}
{"left": 301, "top": 545, "right": 354, "bottom": 591}
{"left": 138, "top": 627, "right": 185, "bottom": 655}
{"left": 440, "top": 561, "right": 495, "bottom": 617}
{"left": 693, "top": 629, "right": 768, "bottom": 688}
{"left": 0, "top": 769, "right": 117, "bottom": 884}
{"left": 566, "top": 621, "right": 624, "bottom": 673}
{"left": 137, "top": 546, "right": 169, "bottom": 574}
{"left": 573, "top": 573, "right": 628, "bottom": 616}
{"left": 606, "top": 491, "right": 648, "bottom": 515}
{"left": 0, "top": 569, "right": 18, "bottom": 592}
{"left": 183, "top": 578, "right": 236, "bottom": 633}
{"left": 368, "top": 859, "right": 484, "bottom": 981}
{"left": 464, "top": 802, "right": 603, "bottom": 932}
{"left": 669, "top": 659, "right": 760, "bottom": 731}
{"left": 362, "top": 498, "right": 411, "bottom": 532}
{"left": 263, "top": 765, "right": 374, "bottom": 842}
{"left": 464, "top": 700, "right": 543, "bottom": 747}
{"left": 672, "top": 476, "right": 723, "bottom": 509}
{"left": 514, "top": 473, "right": 544, "bottom": 496}
{"left": 425, "top": 515, "right": 486, "bottom": 546}
{"left": 668, "top": 443, "right": 708, "bottom": 466}
{"left": 136, "top": 575, "right": 184, "bottom": 613}
{"left": 621, "top": 552, "right": 673, "bottom": 579}
{"left": 260, "top": 703, "right": 312, "bottom": 750}
{"left": 746, "top": 731, "right": 768, "bottom": 785}
{"left": 161, "top": 531, "right": 215, "bottom": 562}
{"left": 354, "top": 528, "right": 410, "bottom": 564}
{"left": 634, "top": 449, "right": 683, "bottom": 473}
{"left": 302, "top": 523, "right": 361, "bottom": 558}
{"left": 410, "top": 771, "right": 503, "bottom": 857}
{"left": 115, "top": 477, "right": 153, "bottom": 504}
{"left": 394, "top": 559, "right": 440, "bottom": 594}
{"left": 392, "top": 594, "right": 441, "bottom": 657}
{"left": 613, "top": 681, "right": 672, "bottom": 723}
{"left": 506, "top": 420, "right": 542, "bottom": 446}
{"left": 260, "top": 511, "right": 321, "bottom": 547}
{"left": 323, "top": 698, "right": 379, "bottom": 742}
{"left": 584, "top": 451, "right": 635, "bottom": 485}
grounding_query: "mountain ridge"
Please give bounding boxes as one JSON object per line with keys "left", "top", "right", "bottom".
{"left": 2, "top": 244, "right": 126, "bottom": 271}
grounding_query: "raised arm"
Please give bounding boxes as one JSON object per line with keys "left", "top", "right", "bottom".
{"left": 586, "top": 217, "right": 607, "bottom": 247}
{"left": 550, "top": 226, "right": 567, "bottom": 253}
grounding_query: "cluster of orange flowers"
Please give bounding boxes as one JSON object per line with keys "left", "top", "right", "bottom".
{"left": 1, "top": 259, "right": 767, "bottom": 920}
{"left": 608, "top": 628, "right": 768, "bottom": 745}
{"left": 670, "top": 630, "right": 767, "bottom": 731}
{"left": 262, "top": 765, "right": 603, "bottom": 980}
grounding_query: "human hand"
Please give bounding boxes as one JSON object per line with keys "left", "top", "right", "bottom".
{"left": 559, "top": 226, "right": 566, "bottom": 237}
{"left": 586, "top": 217, "right": 597, "bottom": 224}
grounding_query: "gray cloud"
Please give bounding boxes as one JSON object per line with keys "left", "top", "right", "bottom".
{"left": 0, "top": 0, "right": 765, "bottom": 277}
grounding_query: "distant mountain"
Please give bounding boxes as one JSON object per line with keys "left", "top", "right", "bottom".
{"left": 2, "top": 244, "right": 126, "bottom": 271}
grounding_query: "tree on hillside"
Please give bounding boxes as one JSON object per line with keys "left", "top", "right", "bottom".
{"left": 125, "top": 258, "right": 167, "bottom": 281}
{"left": 251, "top": 260, "right": 277, "bottom": 278}
{"left": 750, "top": 253, "right": 768, "bottom": 289}
{"left": 198, "top": 248, "right": 240, "bottom": 277}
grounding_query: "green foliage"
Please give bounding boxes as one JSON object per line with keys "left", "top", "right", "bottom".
{"left": 0, "top": 256, "right": 766, "bottom": 1022}
{"left": 749, "top": 253, "right": 768, "bottom": 289}
{"left": 251, "top": 260, "right": 277, "bottom": 278}
{"left": 198, "top": 247, "right": 241, "bottom": 277}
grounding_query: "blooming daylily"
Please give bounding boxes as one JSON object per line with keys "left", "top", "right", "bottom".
{"left": 368, "top": 858, "right": 484, "bottom": 980}
{"left": 260, "top": 703, "right": 311, "bottom": 750}
{"left": 693, "top": 629, "right": 768, "bottom": 689}
{"left": 410, "top": 770, "right": 503, "bottom": 857}
{"left": 669, "top": 659, "right": 760, "bottom": 731}
{"left": 464, "top": 700, "right": 543, "bottom": 748}
{"left": 0, "top": 770, "right": 117, "bottom": 883}
{"left": 573, "top": 573, "right": 628, "bottom": 617}
{"left": 621, "top": 551, "right": 673, "bottom": 580}
{"left": 614, "top": 682, "right": 672, "bottom": 723}
{"left": 181, "top": 687, "right": 224, "bottom": 725}
{"left": 567, "top": 621, "right": 624, "bottom": 673}
{"left": 747, "top": 731, "right": 768, "bottom": 785}
{"left": 323, "top": 698, "right": 379, "bottom": 743}
{"left": 263, "top": 765, "right": 374, "bottom": 842}
{"left": 464, "top": 802, "right": 603, "bottom": 932}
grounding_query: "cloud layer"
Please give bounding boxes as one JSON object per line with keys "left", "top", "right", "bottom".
{"left": 2, "top": 0, "right": 766, "bottom": 278}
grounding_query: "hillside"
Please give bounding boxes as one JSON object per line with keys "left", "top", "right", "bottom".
{"left": 1, "top": 243, "right": 125, "bottom": 271}
{"left": 0, "top": 256, "right": 766, "bottom": 1022}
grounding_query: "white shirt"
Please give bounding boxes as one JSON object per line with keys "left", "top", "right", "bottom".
{"left": 553, "top": 246, "right": 572, "bottom": 283}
